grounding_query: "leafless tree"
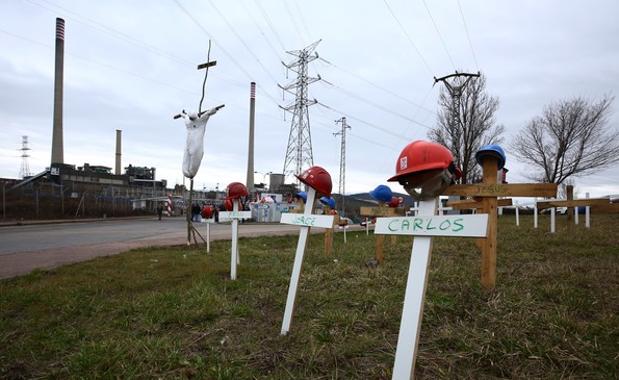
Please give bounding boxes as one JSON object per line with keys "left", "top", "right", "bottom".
{"left": 512, "top": 95, "right": 618, "bottom": 184}
{"left": 429, "top": 75, "right": 504, "bottom": 183}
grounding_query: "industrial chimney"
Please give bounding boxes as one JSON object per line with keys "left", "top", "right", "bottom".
{"left": 115, "top": 129, "right": 122, "bottom": 175}
{"left": 51, "top": 17, "right": 65, "bottom": 165}
{"left": 245, "top": 82, "right": 256, "bottom": 192}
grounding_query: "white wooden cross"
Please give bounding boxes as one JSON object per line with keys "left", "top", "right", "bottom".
{"left": 375, "top": 199, "right": 488, "bottom": 379}
{"left": 279, "top": 187, "right": 334, "bottom": 335}
{"left": 219, "top": 202, "right": 251, "bottom": 280}
{"left": 201, "top": 217, "right": 215, "bottom": 253}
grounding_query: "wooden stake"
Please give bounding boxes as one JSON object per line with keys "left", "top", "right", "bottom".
{"left": 480, "top": 157, "right": 498, "bottom": 290}
{"left": 375, "top": 234, "right": 385, "bottom": 264}
{"left": 566, "top": 185, "right": 574, "bottom": 225}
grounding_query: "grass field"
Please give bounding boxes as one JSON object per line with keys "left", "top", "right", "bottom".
{"left": 1, "top": 215, "right": 618, "bottom": 379}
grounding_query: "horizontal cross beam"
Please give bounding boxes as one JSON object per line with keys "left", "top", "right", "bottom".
{"left": 197, "top": 60, "right": 217, "bottom": 70}
{"left": 447, "top": 198, "right": 513, "bottom": 210}
{"left": 359, "top": 206, "right": 405, "bottom": 217}
{"left": 537, "top": 198, "right": 610, "bottom": 210}
{"left": 443, "top": 183, "right": 557, "bottom": 198}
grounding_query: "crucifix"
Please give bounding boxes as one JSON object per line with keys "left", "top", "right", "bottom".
{"left": 173, "top": 40, "right": 225, "bottom": 246}
{"left": 279, "top": 166, "right": 334, "bottom": 335}
{"left": 442, "top": 144, "right": 557, "bottom": 289}
{"left": 380, "top": 140, "right": 489, "bottom": 379}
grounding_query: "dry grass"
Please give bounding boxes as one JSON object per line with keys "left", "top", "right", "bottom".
{"left": 1, "top": 214, "right": 617, "bottom": 379}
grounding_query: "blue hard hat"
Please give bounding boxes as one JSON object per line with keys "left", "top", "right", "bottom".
{"left": 369, "top": 185, "right": 393, "bottom": 203}
{"left": 319, "top": 196, "right": 336, "bottom": 209}
{"left": 295, "top": 191, "right": 307, "bottom": 203}
{"left": 476, "top": 144, "right": 506, "bottom": 170}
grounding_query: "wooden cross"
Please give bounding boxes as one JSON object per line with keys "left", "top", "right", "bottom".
{"left": 279, "top": 188, "right": 335, "bottom": 335}
{"left": 375, "top": 199, "right": 489, "bottom": 379}
{"left": 359, "top": 205, "right": 405, "bottom": 264}
{"left": 443, "top": 156, "right": 557, "bottom": 290}
{"left": 219, "top": 203, "right": 251, "bottom": 280}
{"left": 536, "top": 193, "right": 610, "bottom": 232}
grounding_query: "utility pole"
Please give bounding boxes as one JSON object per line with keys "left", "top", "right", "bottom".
{"left": 334, "top": 117, "right": 350, "bottom": 216}
{"left": 19, "top": 136, "right": 32, "bottom": 179}
{"left": 280, "top": 40, "right": 322, "bottom": 185}
{"left": 434, "top": 71, "right": 480, "bottom": 182}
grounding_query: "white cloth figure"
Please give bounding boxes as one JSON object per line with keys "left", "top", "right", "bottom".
{"left": 180, "top": 107, "right": 220, "bottom": 178}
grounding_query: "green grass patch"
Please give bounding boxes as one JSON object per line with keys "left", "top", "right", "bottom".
{"left": 1, "top": 215, "right": 618, "bottom": 378}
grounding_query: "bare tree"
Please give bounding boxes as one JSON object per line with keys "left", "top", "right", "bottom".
{"left": 512, "top": 95, "right": 618, "bottom": 184}
{"left": 429, "top": 74, "right": 504, "bottom": 183}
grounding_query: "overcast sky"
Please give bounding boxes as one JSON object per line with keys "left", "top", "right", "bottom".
{"left": 1, "top": 0, "right": 618, "bottom": 199}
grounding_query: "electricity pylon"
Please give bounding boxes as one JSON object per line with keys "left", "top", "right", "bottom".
{"left": 19, "top": 136, "right": 32, "bottom": 179}
{"left": 334, "top": 117, "right": 350, "bottom": 215}
{"left": 434, "top": 71, "right": 480, "bottom": 129}
{"left": 280, "top": 40, "right": 321, "bottom": 184}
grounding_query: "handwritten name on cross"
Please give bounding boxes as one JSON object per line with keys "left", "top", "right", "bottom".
{"left": 219, "top": 204, "right": 251, "bottom": 281}
{"left": 279, "top": 187, "right": 334, "bottom": 335}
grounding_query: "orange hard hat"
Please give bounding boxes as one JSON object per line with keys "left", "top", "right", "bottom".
{"left": 295, "top": 165, "right": 332, "bottom": 196}
{"left": 226, "top": 182, "right": 249, "bottom": 199}
{"left": 388, "top": 140, "right": 457, "bottom": 182}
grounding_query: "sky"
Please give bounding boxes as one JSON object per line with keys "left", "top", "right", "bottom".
{"left": 0, "top": 0, "right": 618, "bottom": 200}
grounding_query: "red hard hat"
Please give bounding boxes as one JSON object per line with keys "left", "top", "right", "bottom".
{"left": 224, "top": 198, "right": 234, "bottom": 211}
{"left": 295, "top": 165, "right": 332, "bottom": 196}
{"left": 388, "top": 196, "right": 403, "bottom": 208}
{"left": 201, "top": 205, "right": 213, "bottom": 219}
{"left": 388, "top": 140, "right": 455, "bottom": 182}
{"left": 226, "top": 182, "right": 249, "bottom": 199}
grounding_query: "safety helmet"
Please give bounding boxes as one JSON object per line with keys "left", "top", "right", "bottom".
{"left": 319, "top": 196, "right": 336, "bottom": 209}
{"left": 387, "top": 196, "right": 403, "bottom": 208}
{"left": 369, "top": 185, "right": 393, "bottom": 203}
{"left": 295, "top": 165, "right": 332, "bottom": 196}
{"left": 388, "top": 140, "right": 458, "bottom": 182}
{"left": 475, "top": 144, "right": 506, "bottom": 170}
{"left": 295, "top": 191, "right": 308, "bottom": 203}
{"left": 226, "top": 182, "right": 249, "bottom": 199}
{"left": 201, "top": 205, "right": 214, "bottom": 219}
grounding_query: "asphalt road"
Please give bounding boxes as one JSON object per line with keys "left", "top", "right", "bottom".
{"left": 0, "top": 217, "right": 326, "bottom": 279}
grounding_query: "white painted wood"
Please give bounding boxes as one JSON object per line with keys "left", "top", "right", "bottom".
{"left": 515, "top": 207, "right": 519, "bottom": 226}
{"left": 391, "top": 199, "right": 437, "bottom": 380}
{"left": 280, "top": 213, "right": 334, "bottom": 228}
{"left": 219, "top": 211, "right": 251, "bottom": 221}
{"left": 438, "top": 206, "right": 452, "bottom": 216}
{"left": 550, "top": 207, "right": 556, "bottom": 234}
{"left": 230, "top": 201, "right": 239, "bottom": 280}
{"left": 575, "top": 207, "right": 579, "bottom": 225}
{"left": 374, "top": 215, "right": 488, "bottom": 237}
{"left": 585, "top": 192, "right": 590, "bottom": 229}
{"left": 366, "top": 217, "right": 369, "bottom": 235}
{"left": 343, "top": 225, "right": 347, "bottom": 243}
{"left": 534, "top": 205, "right": 538, "bottom": 228}
{"left": 281, "top": 187, "right": 316, "bottom": 335}
{"left": 498, "top": 207, "right": 503, "bottom": 216}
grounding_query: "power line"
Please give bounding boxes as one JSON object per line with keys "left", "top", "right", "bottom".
{"left": 457, "top": 0, "right": 480, "bottom": 70}
{"left": 291, "top": 0, "right": 312, "bottom": 41}
{"left": 382, "top": 0, "right": 433, "bottom": 75}
{"left": 206, "top": 0, "right": 281, "bottom": 86}
{"left": 316, "top": 101, "right": 411, "bottom": 142}
{"left": 281, "top": 0, "right": 306, "bottom": 46}
{"left": 318, "top": 57, "right": 434, "bottom": 115}
{"left": 241, "top": 0, "right": 282, "bottom": 61}
{"left": 421, "top": 0, "right": 457, "bottom": 70}
{"left": 319, "top": 80, "right": 433, "bottom": 130}
{"left": 173, "top": 0, "right": 280, "bottom": 105}
{"left": 253, "top": 0, "right": 287, "bottom": 51}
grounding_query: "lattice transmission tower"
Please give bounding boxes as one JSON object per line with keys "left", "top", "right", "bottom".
{"left": 279, "top": 40, "right": 321, "bottom": 183}
{"left": 19, "top": 135, "right": 32, "bottom": 179}
{"left": 334, "top": 117, "right": 350, "bottom": 215}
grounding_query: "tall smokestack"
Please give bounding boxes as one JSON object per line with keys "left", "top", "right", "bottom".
{"left": 115, "top": 129, "right": 122, "bottom": 175}
{"left": 246, "top": 82, "right": 256, "bottom": 192}
{"left": 51, "top": 17, "right": 65, "bottom": 164}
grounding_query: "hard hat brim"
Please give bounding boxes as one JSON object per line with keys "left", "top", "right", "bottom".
{"left": 387, "top": 162, "right": 450, "bottom": 182}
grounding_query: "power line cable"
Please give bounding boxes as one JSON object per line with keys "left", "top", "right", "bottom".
{"left": 421, "top": 0, "right": 457, "bottom": 70}
{"left": 206, "top": 0, "right": 281, "bottom": 86}
{"left": 173, "top": 0, "right": 280, "bottom": 105}
{"left": 316, "top": 101, "right": 411, "bottom": 141}
{"left": 241, "top": 0, "right": 282, "bottom": 60}
{"left": 457, "top": 0, "right": 480, "bottom": 70}
{"left": 292, "top": 0, "right": 312, "bottom": 40}
{"left": 382, "top": 0, "right": 433, "bottom": 75}
{"left": 319, "top": 80, "right": 433, "bottom": 130}
{"left": 318, "top": 57, "right": 434, "bottom": 115}
{"left": 281, "top": 0, "right": 306, "bottom": 46}
{"left": 253, "top": 0, "right": 287, "bottom": 51}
